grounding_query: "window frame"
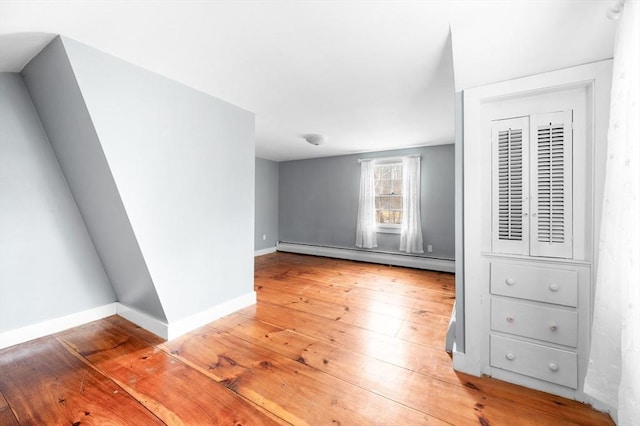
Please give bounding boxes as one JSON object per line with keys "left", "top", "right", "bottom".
{"left": 373, "top": 160, "right": 403, "bottom": 234}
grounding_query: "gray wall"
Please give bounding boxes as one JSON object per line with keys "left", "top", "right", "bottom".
{"left": 279, "top": 145, "right": 455, "bottom": 259}
{"left": 255, "top": 157, "right": 279, "bottom": 251}
{"left": 0, "top": 73, "right": 116, "bottom": 332}
{"left": 22, "top": 36, "right": 255, "bottom": 325}
{"left": 22, "top": 37, "right": 167, "bottom": 322}
{"left": 62, "top": 36, "right": 255, "bottom": 323}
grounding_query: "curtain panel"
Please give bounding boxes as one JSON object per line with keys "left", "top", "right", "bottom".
{"left": 399, "top": 156, "right": 424, "bottom": 253}
{"left": 355, "top": 160, "right": 377, "bottom": 249}
{"left": 584, "top": 1, "right": 639, "bottom": 424}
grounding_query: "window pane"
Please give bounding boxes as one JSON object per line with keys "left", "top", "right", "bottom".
{"left": 394, "top": 211, "right": 403, "bottom": 224}
{"left": 390, "top": 195, "right": 402, "bottom": 209}
{"left": 391, "top": 180, "right": 403, "bottom": 195}
{"left": 373, "top": 162, "right": 404, "bottom": 225}
{"left": 381, "top": 180, "right": 392, "bottom": 194}
{"left": 377, "top": 210, "right": 391, "bottom": 224}
{"left": 391, "top": 165, "right": 402, "bottom": 180}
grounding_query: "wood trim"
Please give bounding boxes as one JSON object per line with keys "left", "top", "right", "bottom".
{"left": 277, "top": 242, "right": 455, "bottom": 273}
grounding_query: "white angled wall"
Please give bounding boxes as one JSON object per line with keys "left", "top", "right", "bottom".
{"left": 60, "top": 36, "right": 256, "bottom": 324}
{"left": 0, "top": 73, "right": 116, "bottom": 334}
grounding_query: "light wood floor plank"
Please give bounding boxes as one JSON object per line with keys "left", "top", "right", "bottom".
{"left": 0, "top": 388, "right": 19, "bottom": 426}
{"left": 0, "top": 252, "right": 613, "bottom": 425}
{"left": 252, "top": 253, "right": 613, "bottom": 425}
{"left": 0, "top": 336, "right": 164, "bottom": 425}
{"left": 162, "top": 325, "right": 450, "bottom": 425}
{"left": 210, "top": 314, "right": 583, "bottom": 425}
{"left": 255, "top": 286, "right": 406, "bottom": 337}
{"left": 258, "top": 276, "right": 416, "bottom": 320}
{"left": 57, "top": 318, "right": 284, "bottom": 425}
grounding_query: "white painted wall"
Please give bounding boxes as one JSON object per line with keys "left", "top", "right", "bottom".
{"left": 0, "top": 73, "right": 115, "bottom": 333}
{"left": 22, "top": 37, "right": 167, "bottom": 323}
{"left": 60, "top": 37, "right": 256, "bottom": 324}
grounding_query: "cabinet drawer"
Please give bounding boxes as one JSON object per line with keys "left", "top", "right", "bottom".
{"left": 491, "top": 298, "right": 577, "bottom": 346}
{"left": 491, "top": 335, "right": 577, "bottom": 388}
{"left": 491, "top": 262, "right": 578, "bottom": 307}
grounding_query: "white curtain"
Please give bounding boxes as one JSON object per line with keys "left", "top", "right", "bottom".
{"left": 584, "top": 1, "right": 639, "bottom": 424}
{"left": 399, "top": 156, "right": 424, "bottom": 253}
{"left": 355, "top": 160, "right": 377, "bottom": 249}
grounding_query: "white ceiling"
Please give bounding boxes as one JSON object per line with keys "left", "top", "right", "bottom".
{"left": 0, "top": 1, "right": 617, "bottom": 161}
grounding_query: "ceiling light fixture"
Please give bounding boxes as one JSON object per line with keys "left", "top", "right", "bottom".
{"left": 303, "top": 134, "right": 326, "bottom": 146}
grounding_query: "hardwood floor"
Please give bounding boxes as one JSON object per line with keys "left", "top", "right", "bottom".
{"left": 0, "top": 252, "right": 613, "bottom": 425}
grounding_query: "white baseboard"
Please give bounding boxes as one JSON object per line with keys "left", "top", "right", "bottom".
{"left": 0, "top": 292, "right": 258, "bottom": 350}
{"left": 115, "top": 303, "right": 169, "bottom": 339}
{"left": 254, "top": 246, "right": 277, "bottom": 257}
{"left": 277, "top": 242, "right": 455, "bottom": 273}
{"left": 452, "top": 348, "right": 471, "bottom": 373}
{"left": 117, "top": 291, "right": 257, "bottom": 341}
{"left": 165, "top": 291, "right": 256, "bottom": 340}
{"left": 0, "top": 303, "right": 117, "bottom": 350}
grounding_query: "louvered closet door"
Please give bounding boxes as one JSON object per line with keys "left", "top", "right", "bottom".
{"left": 491, "top": 117, "right": 530, "bottom": 255}
{"left": 530, "top": 111, "right": 573, "bottom": 258}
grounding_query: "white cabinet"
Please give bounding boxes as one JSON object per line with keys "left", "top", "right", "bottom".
{"left": 490, "top": 296, "right": 578, "bottom": 346}
{"left": 491, "top": 111, "right": 573, "bottom": 259}
{"left": 487, "top": 257, "right": 589, "bottom": 393}
{"left": 529, "top": 112, "right": 573, "bottom": 259}
{"left": 457, "top": 60, "right": 612, "bottom": 403}
{"left": 485, "top": 104, "right": 587, "bottom": 395}
{"left": 490, "top": 262, "right": 578, "bottom": 307}
{"left": 490, "top": 334, "right": 578, "bottom": 389}
{"left": 486, "top": 255, "right": 591, "bottom": 395}
{"left": 491, "top": 116, "right": 529, "bottom": 256}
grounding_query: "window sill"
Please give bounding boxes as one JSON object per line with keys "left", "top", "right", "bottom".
{"left": 376, "top": 225, "right": 401, "bottom": 235}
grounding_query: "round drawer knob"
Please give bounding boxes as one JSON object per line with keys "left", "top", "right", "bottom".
{"left": 549, "top": 323, "right": 558, "bottom": 332}
{"left": 506, "top": 315, "right": 514, "bottom": 323}
{"left": 548, "top": 363, "right": 559, "bottom": 372}
{"left": 505, "top": 278, "right": 515, "bottom": 286}
{"left": 505, "top": 353, "right": 515, "bottom": 361}
{"left": 549, "top": 283, "right": 560, "bottom": 292}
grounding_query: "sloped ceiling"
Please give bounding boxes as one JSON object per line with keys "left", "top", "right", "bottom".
{"left": 0, "top": 1, "right": 617, "bottom": 161}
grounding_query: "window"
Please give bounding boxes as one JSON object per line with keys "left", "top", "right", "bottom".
{"left": 374, "top": 163, "right": 403, "bottom": 226}
{"left": 356, "top": 156, "right": 423, "bottom": 252}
